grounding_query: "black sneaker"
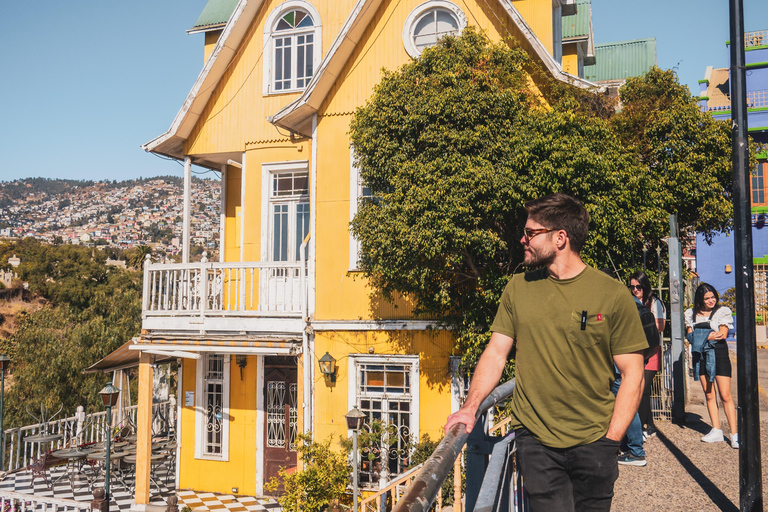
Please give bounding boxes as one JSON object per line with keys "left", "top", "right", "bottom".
{"left": 618, "top": 453, "right": 647, "bottom": 466}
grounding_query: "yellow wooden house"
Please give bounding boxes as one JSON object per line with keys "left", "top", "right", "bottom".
{"left": 125, "top": 0, "right": 595, "bottom": 505}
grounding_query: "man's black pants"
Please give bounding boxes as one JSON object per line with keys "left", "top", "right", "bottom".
{"left": 515, "top": 428, "right": 620, "bottom": 512}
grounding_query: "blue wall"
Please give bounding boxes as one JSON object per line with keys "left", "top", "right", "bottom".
{"left": 696, "top": 215, "right": 768, "bottom": 296}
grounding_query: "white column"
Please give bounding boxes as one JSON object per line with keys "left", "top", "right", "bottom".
{"left": 182, "top": 156, "right": 192, "bottom": 263}
{"left": 220, "top": 165, "right": 227, "bottom": 263}
{"left": 240, "top": 154, "right": 246, "bottom": 262}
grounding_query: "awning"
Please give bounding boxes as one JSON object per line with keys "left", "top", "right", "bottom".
{"left": 83, "top": 339, "right": 176, "bottom": 374}
{"left": 84, "top": 334, "right": 302, "bottom": 374}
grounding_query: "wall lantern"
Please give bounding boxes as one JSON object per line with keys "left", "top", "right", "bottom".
{"left": 236, "top": 355, "right": 247, "bottom": 380}
{"left": 318, "top": 352, "right": 337, "bottom": 382}
{"left": 725, "top": 264, "right": 732, "bottom": 274}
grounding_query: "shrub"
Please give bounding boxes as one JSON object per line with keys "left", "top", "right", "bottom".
{"left": 265, "top": 434, "right": 350, "bottom": 512}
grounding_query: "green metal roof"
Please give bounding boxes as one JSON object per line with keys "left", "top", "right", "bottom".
{"left": 562, "top": 0, "right": 591, "bottom": 39}
{"left": 583, "top": 38, "right": 657, "bottom": 82}
{"left": 191, "top": 0, "right": 239, "bottom": 31}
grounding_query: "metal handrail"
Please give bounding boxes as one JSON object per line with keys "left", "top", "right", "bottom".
{"left": 392, "top": 379, "right": 516, "bottom": 512}
{"left": 360, "top": 463, "right": 428, "bottom": 512}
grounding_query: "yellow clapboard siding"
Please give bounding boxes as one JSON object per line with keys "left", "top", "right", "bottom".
{"left": 178, "top": 357, "right": 260, "bottom": 495}
{"left": 511, "top": 0, "right": 554, "bottom": 54}
{"left": 312, "top": 330, "right": 456, "bottom": 445}
{"left": 562, "top": 43, "right": 579, "bottom": 76}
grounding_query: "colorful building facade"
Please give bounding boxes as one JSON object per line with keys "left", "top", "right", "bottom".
{"left": 121, "top": 0, "right": 598, "bottom": 505}
{"left": 695, "top": 30, "right": 768, "bottom": 307}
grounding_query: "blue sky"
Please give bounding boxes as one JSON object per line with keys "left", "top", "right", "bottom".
{"left": 2, "top": 0, "right": 767, "bottom": 183}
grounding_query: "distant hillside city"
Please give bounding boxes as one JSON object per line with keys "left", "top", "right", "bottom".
{"left": 0, "top": 176, "right": 220, "bottom": 260}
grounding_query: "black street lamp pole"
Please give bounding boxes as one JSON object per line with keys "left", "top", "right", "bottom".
{"left": 99, "top": 383, "right": 120, "bottom": 502}
{"left": 728, "top": 1, "right": 763, "bottom": 509}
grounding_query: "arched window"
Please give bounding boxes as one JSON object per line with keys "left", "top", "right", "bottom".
{"left": 264, "top": 2, "right": 322, "bottom": 94}
{"left": 403, "top": 1, "right": 466, "bottom": 58}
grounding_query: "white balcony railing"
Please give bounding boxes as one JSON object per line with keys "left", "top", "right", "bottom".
{"left": 142, "top": 256, "right": 306, "bottom": 322}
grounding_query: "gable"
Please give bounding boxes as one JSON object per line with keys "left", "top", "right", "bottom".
{"left": 144, "top": 0, "right": 598, "bottom": 159}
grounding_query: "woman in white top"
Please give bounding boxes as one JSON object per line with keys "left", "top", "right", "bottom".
{"left": 684, "top": 282, "right": 738, "bottom": 448}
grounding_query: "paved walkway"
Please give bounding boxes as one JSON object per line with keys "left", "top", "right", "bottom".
{"left": 612, "top": 345, "right": 768, "bottom": 511}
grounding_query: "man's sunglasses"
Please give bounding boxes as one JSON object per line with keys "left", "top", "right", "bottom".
{"left": 523, "top": 227, "right": 557, "bottom": 244}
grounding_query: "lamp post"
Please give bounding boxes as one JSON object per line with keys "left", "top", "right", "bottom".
{"left": 345, "top": 406, "right": 366, "bottom": 512}
{"left": 98, "top": 382, "right": 120, "bottom": 501}
{"left": 0, "top": 354, "right": 9, "bottom": 470}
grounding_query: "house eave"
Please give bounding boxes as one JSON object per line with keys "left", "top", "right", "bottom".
{"left": 270, "top": 0, "right": 601, "bottom": 134}
{"left": 142, "top": 0, "right": 265, "bottom": 158}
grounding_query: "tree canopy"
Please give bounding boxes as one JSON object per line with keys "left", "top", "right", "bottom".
{"left": 0, "top": 240, "right": 142, "bottom": 427}
{"left": 349, "top": 29, "right": 752, "bottom": 362}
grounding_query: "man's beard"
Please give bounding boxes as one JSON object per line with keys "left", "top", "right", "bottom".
{"left": 524, "top": 245, "right": 555, "bottom": 267}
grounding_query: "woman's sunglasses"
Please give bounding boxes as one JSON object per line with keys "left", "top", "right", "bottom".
{"left": 629, "top": 285, "right": 643, "bottom": 290}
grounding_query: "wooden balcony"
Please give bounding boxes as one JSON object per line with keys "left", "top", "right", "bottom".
{"left": 141, "top": 257, "right": 307, "bottom": 334}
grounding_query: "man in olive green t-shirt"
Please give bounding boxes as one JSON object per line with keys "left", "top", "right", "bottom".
{"left": 445, "top": 193, "right": 647, "bottom": 512}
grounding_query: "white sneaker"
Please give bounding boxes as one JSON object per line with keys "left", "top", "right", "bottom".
{"left": 731, "top": 433, "right": 739, "bottom": 449}
{"left": 701, "top": 428, "right": 724, "bottom": 443}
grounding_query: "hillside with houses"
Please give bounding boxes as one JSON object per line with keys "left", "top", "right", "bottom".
{"left": 0, "top": 176, "right": 220, "bottom": 260}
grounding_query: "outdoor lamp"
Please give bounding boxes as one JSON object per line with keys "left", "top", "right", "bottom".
{"left": 346, "top": 406, "right": 367, "bottom": 512}
{"left": 318, "top": 352, "right": 337, "bottom": 382}
{"left": 98, "top": 383, "right": 120, "bottom": 408}
{"left": 345, "top": 406, "right": 366, "bottom": 431}
{"left": 98, "top": 382, "right": 120, "bottom": 502}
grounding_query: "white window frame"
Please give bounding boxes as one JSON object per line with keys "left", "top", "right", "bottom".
{"left": 347, "top": 354, "right": 420, "bottom": 486}
{"left": 263, "top": 1, "right": 322, "bottom": 95}
{"left": 194, "top": 353, "right": 231, "bottom": 461}
{"left": 402, "top": 1, "right": 467, "bottom": 59}
{"left": 349, "top": 147, "right": 373, "bottom": 271}
{"left": 261, "top": 161, "right": 310, "bottom": 263}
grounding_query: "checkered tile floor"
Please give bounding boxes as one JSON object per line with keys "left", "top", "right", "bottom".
{"left": 0, "top": 462, "right": 281, "bottom": 512}
{"left": 177, "top": 490, "right": 281, "bottom": 512}
{"left": 0, "top": 459, "right": 175, "bottom": 510}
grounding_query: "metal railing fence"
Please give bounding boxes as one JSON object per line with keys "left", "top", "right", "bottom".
{"left": 392, "top": 380, "right": 520, "bottom": 512}
{"left": 1, "top": 400, "right": 174, "bottom": 473}
{"left": 0, "top": 492, "right": 91, "bottom": 512}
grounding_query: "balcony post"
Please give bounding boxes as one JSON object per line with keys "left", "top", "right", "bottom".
{"left": 182, "top": 156, "right": 192, "bottom": 264}
{"left": 200, "top": 254, "right": 208, "bottom": 325}
{"left": 141, "top": 255, "right": 152, "bottom": 317}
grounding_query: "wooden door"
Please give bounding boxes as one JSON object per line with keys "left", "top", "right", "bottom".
{"left": 264, "top": 357, "right": 298, "bottom": 494}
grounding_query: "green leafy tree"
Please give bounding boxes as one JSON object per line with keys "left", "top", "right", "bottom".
{"left": 265, "top": 434, "right": 350, "bottom": 512}
{"left": 349, "top": 30, "right": 740, "bottom": 365}
{"left": 0, "top": 239, "right": 142, "bottom": 427}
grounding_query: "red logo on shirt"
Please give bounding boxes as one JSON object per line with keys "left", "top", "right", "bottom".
{"left": 596, "top": 313, "right": 603, "bottom": 321}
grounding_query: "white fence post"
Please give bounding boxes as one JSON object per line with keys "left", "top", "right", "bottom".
{"left": 75, "top": 406, "right": 85, "bottom": 446}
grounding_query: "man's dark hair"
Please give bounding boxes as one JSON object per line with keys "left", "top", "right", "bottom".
{"left": 524, "top": 193, "right": 590, "bottom": 252}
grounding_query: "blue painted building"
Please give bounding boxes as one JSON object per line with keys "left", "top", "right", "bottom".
{"left": 695, "top": 30, "right": 768, "bottom": 318}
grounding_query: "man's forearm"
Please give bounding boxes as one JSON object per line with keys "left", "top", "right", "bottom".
{"left": 606, "top": 371, "right": 643, "bottom": 441}
{"left": 461, "top": 353, "right": 506, "bottom": 415}
{"left": 445, "top": 333, "right": 514, "bottom": 434}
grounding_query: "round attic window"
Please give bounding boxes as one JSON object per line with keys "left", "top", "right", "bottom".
{"left": 403, "top": 1, "right": 467, "bottom": 58}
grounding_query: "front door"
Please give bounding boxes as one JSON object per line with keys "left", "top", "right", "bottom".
{"left": 264, "top": 357, "right": 298, "bottom": 494}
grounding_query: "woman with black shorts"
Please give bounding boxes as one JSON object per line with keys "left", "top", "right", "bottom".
{"left": 685, "top": 283, "right": 738, "bottom": 448}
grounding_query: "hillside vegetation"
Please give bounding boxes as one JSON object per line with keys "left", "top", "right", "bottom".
{"left": 0, "top": 239, "right": 142, "bottom": 429}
